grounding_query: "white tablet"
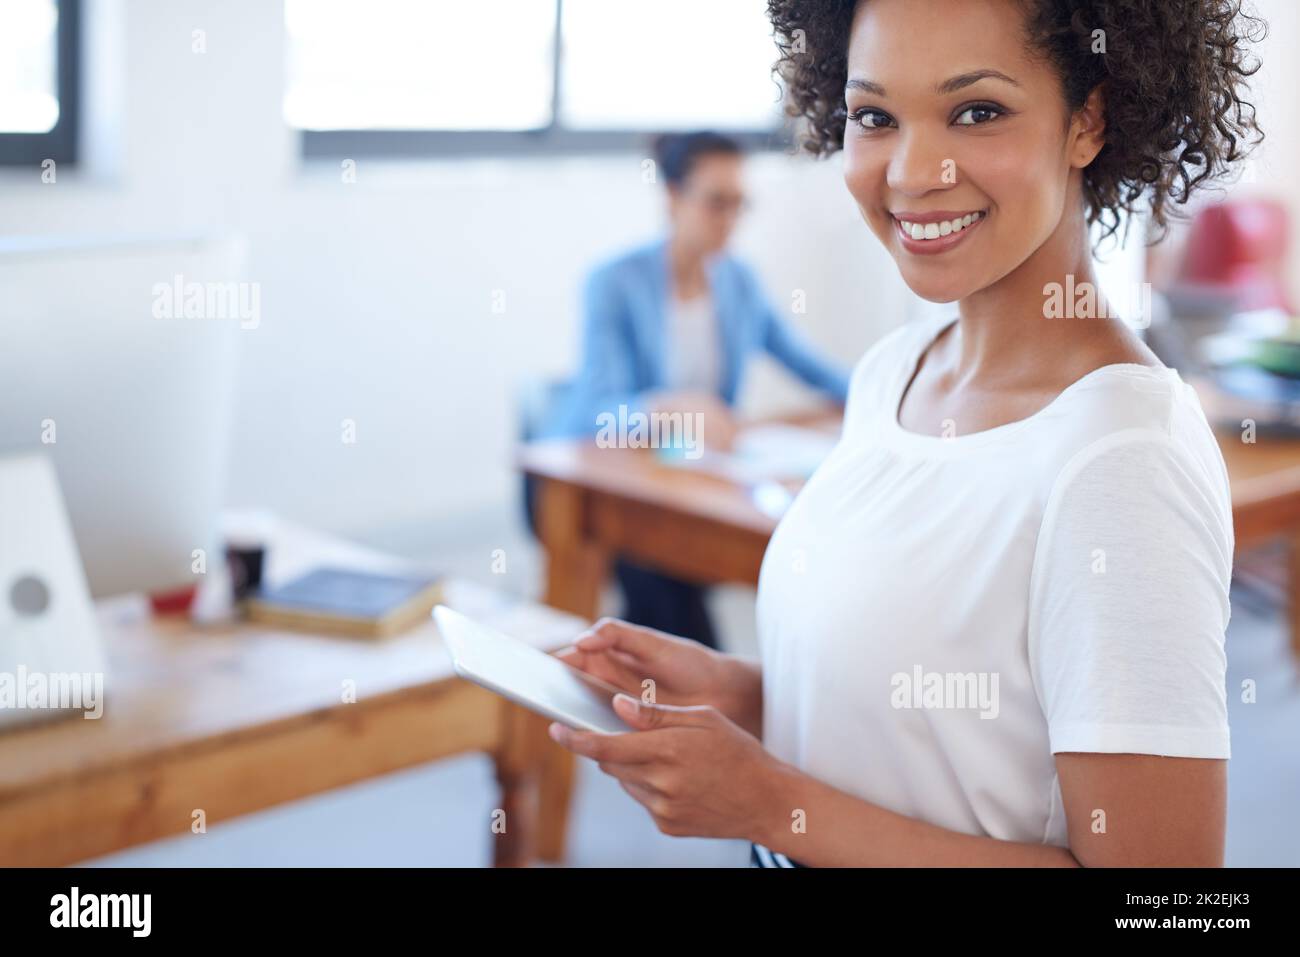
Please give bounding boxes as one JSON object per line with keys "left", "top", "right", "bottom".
{"left": 434, "top": 605, "right": 632, "bottom": 734}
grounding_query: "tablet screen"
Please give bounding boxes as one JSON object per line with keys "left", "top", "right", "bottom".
{"left": 434, "top": 605, "right": 632, "bottom": 734}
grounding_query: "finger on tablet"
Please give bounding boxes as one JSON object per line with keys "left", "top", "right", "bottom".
{"left": 596, "top": 760, "right": 642, "bottom": 784}
{"left": 560, "top": 646, "right": 645, "bottom": 693}
{"left": 548, "top": 721, "right": 663, "bottom": 764}
{"left": 576, "top": 618, "right": 666, "bottom": 661}
{"left": 556, "top": 645, "right": 604, "bottom": 674}
{"left": 606, "top": 647, "right": 648, "bottom": 674}
{"left": 618, "top": 779, "right": 664, "bottom": 814}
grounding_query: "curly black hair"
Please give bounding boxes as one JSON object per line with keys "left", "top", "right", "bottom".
{"left": 768, "top": 0, "right": 1265, "bottom": 243}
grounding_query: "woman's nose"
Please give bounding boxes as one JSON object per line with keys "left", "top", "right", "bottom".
{"left": 887, "top": 130, "right": 957, "bottom": 197}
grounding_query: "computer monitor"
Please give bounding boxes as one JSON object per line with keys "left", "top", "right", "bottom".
{"left": 0, "top": 234, "right": 245, "bottom": 599}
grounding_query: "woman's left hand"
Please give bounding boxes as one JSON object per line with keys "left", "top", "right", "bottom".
{"left": 548, "top": 694, "right": 788, "bottom": 841}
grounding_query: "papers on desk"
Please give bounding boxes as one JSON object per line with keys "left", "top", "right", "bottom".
{"left": 660, "top": 423, "right": 839, "bottom": 485}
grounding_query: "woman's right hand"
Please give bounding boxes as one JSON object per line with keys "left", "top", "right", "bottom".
{"left": 557, "top": 618, "right": 763, "bottom": 737}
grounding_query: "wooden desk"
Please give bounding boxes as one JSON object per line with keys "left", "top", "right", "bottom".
{"left": 522, "top": 415, "right": 1300, "bottom": 659}
{"left": 0, "top": 520, "right": 585, "bottom": 867}
{"left": 521, "top": 440, "right": 779, "bottom": 618}
{"left": 1213, "top": 427, "right": 1300, "bottom": 658}
{"left": 1193, "top": 379, "right": 1300, "bottom": 659}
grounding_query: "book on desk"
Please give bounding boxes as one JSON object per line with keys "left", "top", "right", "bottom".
{"left": 245, "top": 567, "right": 442, "bottom": 638}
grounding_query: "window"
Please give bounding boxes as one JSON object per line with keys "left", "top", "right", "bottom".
{"left": 286, "top": 0, "right": 786, "bottom": 158}
{"left": 0, "top": 0, "right": 79, "bottom": 166}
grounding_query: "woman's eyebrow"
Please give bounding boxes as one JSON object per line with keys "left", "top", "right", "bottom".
{"left": 845, "top": 77, "right": 886, "bottom": 96}
{"left": 936, "top": 69, "right": 1020, "bottom": 94}
{"left": 845, "top": 70, "right": 1021, "bottom": 97}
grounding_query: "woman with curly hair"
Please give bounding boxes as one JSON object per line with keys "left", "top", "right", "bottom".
{"left": 549, "top": 0, "right": 1263, "bottom": 867}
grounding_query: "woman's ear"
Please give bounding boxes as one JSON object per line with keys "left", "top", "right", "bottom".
{"left": 1069, "top": 84, "right": 1107, "bottom": 169}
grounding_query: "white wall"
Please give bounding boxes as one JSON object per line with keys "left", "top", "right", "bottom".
{"left": 0, "top": 0, "right": 907, "bottom": 544}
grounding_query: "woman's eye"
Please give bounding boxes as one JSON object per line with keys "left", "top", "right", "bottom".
{"left": 954, "top": 105, "right": 1003, "bottom": 126}
{"left": 849, "top": 108, "right": 894, "bottom": 131}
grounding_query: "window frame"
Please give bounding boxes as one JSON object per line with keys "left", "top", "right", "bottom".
{"left": 0, "top": 0, "right": 81, "bottom": 167}
{"left": 298, "top": 0, "right": 789, "bottom": 160}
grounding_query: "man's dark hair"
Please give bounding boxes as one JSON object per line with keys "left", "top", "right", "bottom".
{"left": 652, "top": 131, "right": 745, "bottom": 187}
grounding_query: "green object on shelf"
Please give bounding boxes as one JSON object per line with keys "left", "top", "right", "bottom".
{"left": 1251, "top": 332, "right": 1300, "bottom": 379}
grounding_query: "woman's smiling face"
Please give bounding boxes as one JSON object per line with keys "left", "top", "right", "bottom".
{"left": 842, "top": 0, "right": 1099, "bottom": 303}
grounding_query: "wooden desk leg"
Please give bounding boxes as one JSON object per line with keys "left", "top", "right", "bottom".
{"left": 537, "top": 742, "right": 576, "bottom": 863}
{"left": 533, "top": 478, "right": 607, "bottom": 861}
{"left": 492, "top": 701, "right": 542, "bottom": 867}
{"left": 1290, "top": 535, "right": 1300, "bottom": 663}
{"left": 536, "top": 478, "right": 607, "bottom": 621}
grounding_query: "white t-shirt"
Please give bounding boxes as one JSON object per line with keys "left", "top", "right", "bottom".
{"left": 665, "top": 293, "right": 720, "bottom": 393}
{"left": 756, "top": 314, "right": 1234, "bottom": 848}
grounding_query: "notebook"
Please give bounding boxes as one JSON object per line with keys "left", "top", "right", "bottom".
{"left": 245, "top": 567, "right": 442, "bottom": 639}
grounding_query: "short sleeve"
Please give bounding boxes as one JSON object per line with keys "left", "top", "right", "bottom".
{"left": 1028, "top": 430, "right": 1233, "bottom": 759}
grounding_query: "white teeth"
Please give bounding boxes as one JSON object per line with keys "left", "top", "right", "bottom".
{"left": 898, "top": 211, "right": 983, "bottom": 241}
